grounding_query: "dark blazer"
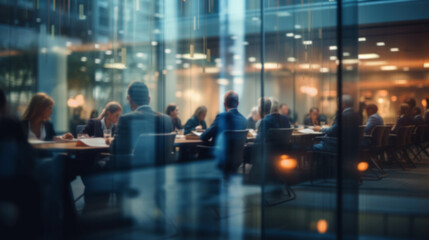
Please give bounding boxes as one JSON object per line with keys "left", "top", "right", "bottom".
{"left": 391, "top": 115, "right": 413, "bottom": 133}
{"left": 21, "top": 120, "right": 56, "bottom": 141}
{"left": 303, "top": 115, "right": 320, "bottom": 127}
{"left": 110, "top": 105, "right": 173, "bottom": 155}
{"left": 314, "top": 108, "right": 360, "bottom": 153}
{"left": 171, "top": 117, "right": 183, "bottom": 130}
{"left": 413, "top": 115, "right": 424, "bottom": 125}
{"left": 200, "top": 108, "right": 247, "bottom": 145}
{"left": 183, "top": 116, "right": 207, "bottom": 135}
{"left": 247, "top": 116, "right": 257, "bottom": 129}
{"left": 256, "top": 113, "right": 291, "bottom": 143}
{"left": 81, "top": 119, "right": 116, "bottom": 138}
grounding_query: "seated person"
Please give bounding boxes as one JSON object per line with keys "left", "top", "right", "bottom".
{"left": 255, "top": 97, "right": 272, "bottom": 130}
{"left": 110, "top": 81, "right": 173, "bottom": 155}
{"left": 280, "top": 103, "right": 297, "bottom": 125}
{"left": 303, "top": 107, "right": 320, "bottom": 127}
{"left": 183, "top": 106, "right": 207, "bottom": 135}
{"left": 201, "top": 91, "right": 247, "bottom": 145}
{"left": 165, "top": 103, "right": 183, "bottom": 131}
{"left": 313, "top": 95, "right": 360, "bottom": 153}
{"left": 364, "top": 104, "right": 384, "bottom": 135}
{"left": 256, "top": 98, "right": 291, "bottom": 143}
{"left": 21, "top": 93, "right": 73, "bottom": 141}
{"left": 81, "top": 101, "right": 122, "bottom": 137}
{"left": 412, "top": 107, "right": 424, "bottom": 124}
{"left": 246, "top": 106, "right": 260, "bottom": 130}
{"left": 391, "top": 103, "right": 414, "bottom": 133}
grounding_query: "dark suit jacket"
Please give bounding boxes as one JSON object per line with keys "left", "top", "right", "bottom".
{"left": 183, "top": 116, "right": 207, "bottom": 135}
{"left": 21, "top": 120, "right": 56, "bottom": 141}
{"left": 247, "top": 116, "right": 257, "bottom": 130}
{"left": 110, "top": 105, "right": 173, "bottom": 155}
{"left": 256, "top": 113, "right": 291, "bottom": 143}
{"left": 303, "top": 115, "right": 320, "bottom": 126}
{"left": 200, "top": 108, "right": 247, "bottom": 145}
{"left": 171, "top": 117, "right": 183, "bottom": 130}
{"left": 81, "top": 119, "right": 116, "bottom": 138}
{"left": 391, "top": 115, "right": 413, "bottom": 133}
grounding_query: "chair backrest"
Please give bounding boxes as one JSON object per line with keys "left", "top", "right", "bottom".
{"left": 132, "top": 133, "right": 176, "bottom": 168}
{"left": 372, "top": 125, "right": 391, "bottom": 148}
{"left": 216, "top": 129, "right": 248, "bottom": 172}
{"left": 266, "top": 128, "right": 294, "bottom": 144}
{"left": 76, "top": 125, "right": 86, "bottom": 135}
{"left": 396, "top": 125, "right": 414, "bottom": 147}
{"left": 414, "top": 125, "right": 426, "bottom": 143}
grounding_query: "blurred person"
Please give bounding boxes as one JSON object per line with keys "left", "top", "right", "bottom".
{"left": 81, "top": 101, "right": 122, "bottom": 137}
{"left": 246, "top": 106, "right": 260, "bottom": 129}
{"left": 90, "top": 109, "right": 99, "bottom": 119}
{"left": 279, "top": 103, "right": 297, "bottom": 124}
{"left": 313, "top": 95, "right": 360, "bottom": 153}
{"left": 303, "top": 107, "right": 321, "bottom": 127}
{"left": 201, "top": 90, "right": 247, "bottom": 145}
{"left": 256, "top": 98, "right": 290, "bottom": 143}
{"left": 255, "top": 97, "right": 272, "bottom": 129}
{"left": 110, "top": 81, "right": 173, "bottom": 155}
{"left": 391, "top": 103, "right": 413, "bottom": 133}
{"left": 412, "top": 107, "right": 424, "bottom": 124}
{"left": 165, "top": 103, "right": 183, "bottom": 131}
{"left": 69, "top": 106, "right": 86, "bottom": 137}
{"left": 424, "top": 98, "right": 429, "bottom": 124}
{"left": 364, "top": 104, "right": 384, "bottom": 135}
{"left": 22, "top": 93, "right": 73, "bottom": 141}
{"left": 183, "top": 106, "right": 207, "bottom": 135}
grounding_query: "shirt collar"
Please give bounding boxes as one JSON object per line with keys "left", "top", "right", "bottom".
{"left": 135, "top": 105, "right": 151, "bottom": 112}
{"left": 101, "top": 117, "right": 113, "bottom": 131}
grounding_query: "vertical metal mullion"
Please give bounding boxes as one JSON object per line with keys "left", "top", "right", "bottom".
{"left": 260, "top": 0, "right": 266, "bottom": 239}
{"left": 336, "top": 0, "right": 343, "bottom": 239}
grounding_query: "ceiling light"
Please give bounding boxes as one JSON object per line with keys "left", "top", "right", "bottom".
{"left": 164, "top": 48, "right": 171, "bottom": 54}
{"left": 104, "top": 63, "right": 126, "bottom": 69}
{"left": 151, "top": 41, "right": 158, "bottom": 46}
{"left": 330, "top": 56, "right": 337, "bottom": 61}
{"left": 243, "top": 41, "right": 249, "bottom": 46}
{"left": 381, "top": 66, "right": 397, "bottom": 71}
{"left": 320, "top": 68, "right": 329, "bottom": 73}
{"left": 394, "top": 80, "right": 408, "bottom": 85}
{"left": 343, "top": 59, "right": 359, "bottom": 64}
{"left": 376, "top": 42, "right": 385, "bottom": 46}
{"left": 364, "top": 61, "right": 387, "bottom": 66}
{"left": 252, "top": 62, "right": 280, "bottom": 70}
{"left": 287, "top": 57, "right": 296, "bottom": 62}
{"left": 294, "top": 24, "right": 301, "bottom": 29}
{"left": 390, "top": 48, "right": 399, "bottom": 52}
{"left": 181, "top": 53, "right": 207, "bottom": 60}
{"left": 424, "top": 63, "right": 429, "bottom": 68}
{"left": 358, "top": 53, "right": 379, "bottom": 59}
{"left": 94, "top": 44, "right": 99, "bottom": 49}
{"left": 81, "top": 56, "right": 87, "bottom": 62}
{"left": 105, "top": 50, "right": 112, "bottom": 55}
{"left": 248, "top": 57, "right": 256, "bottom": 62}
{"left": 94, "top": 58, "right": 101, "bottom": 64}
{"left": 303, "top": 40, "right": 312, "bottom": 45}
{"left": 358, "top": 37, "right": 366, "bottom": 42}
{"left": 217, "top": 78, "right": 229, "bottom": 86}
{"left": 329, "top": 46, "right": 337, "bottom": 50}
{"left": 343, "top": 52, "right": 350, "bottom": 57}
{"left": 286, "top": 33, "right": 294, "bottom": 37}
{"left": 294, "top": 35, "right": 302, "bottom": 39}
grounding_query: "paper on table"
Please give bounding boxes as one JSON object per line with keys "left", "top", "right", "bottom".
{"left": 28, "top": 139, "right": 55, "bottom": 144}
{"left": 77, "top": 138, "right": 108, "bottom": 147}
{"left": 298, "top": 128, "right": 320, "bottom": 134}
{"left": 191, "top": 131, "right": 202, "bottom": 137}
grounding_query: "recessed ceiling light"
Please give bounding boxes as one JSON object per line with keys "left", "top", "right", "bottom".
{"left": 286, "top": 33, "right": 294, "bottom": 37}
{"left": 343, "top": 59, "right": 359, "bottom": 65}
{"left": 424, "top": 63, "right": 429, "bottom": 68}
{"left": 376, "top": 42, "right": 385, "bottom": 46}
{"left": 330, "top": 56, "right": 337, "bottom": 61}
{"left": 390, "top": 48, "right": 399, "bottom": 52}
{"left": 287, "top": 57, "right": 296, "bottom": 62}
{"left": 294, "top": 24, "right": 301, "bottom": 29}
{"left": 81, "top": 56, "right": 87, "bottom": 62}
{"left": 364, "top": 61, "right": 387, "bottom": 66}
{"left": 320, "top": 67, "right": 329, "bottom": 73}
{"left": 303, "top": 40, "right": 312, "bottom": 45}
{"left": 358, "top": 37, "right": 366, "bottom": 42}
{"left": 394, "top": 80, "right": 408, "bottom": 85}
{"left": 329, "top": 46, "right": 337, "bottom": 50}
{"left": 248, "top": 57, "right": 256, "bottom": 62}
{"left": 381, "top": 66, "right": 397, "bottom": 71}
{"left": 358, "top": 53, "right": 379, "bottom": 59}
{"left": 343, "top": 52, "right": 350, "bottom": 57}
{"left": 294, "top": 35, "right": 302, "bottom": 39}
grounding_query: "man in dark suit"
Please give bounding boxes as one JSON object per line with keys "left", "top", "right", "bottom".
{"left": 110, "top": 81, "right": 173, "bottom": 155}
{"left": 200, "top": 90, "right": 247, "bottom": 145}
{"left": 313, "top": 95, "right": 360, "bottom": 154}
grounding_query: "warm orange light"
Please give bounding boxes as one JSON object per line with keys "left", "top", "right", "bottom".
{"left": 279, "top": 155, "right": 297, "bottom": 170}
{"left": 357, "top": 162, "right": 369, "bottom": 172}
{"left": 317, "top": 219, "right": 328, "bottom": 234}
{"left": 422, "top": 99, "right": 427, "bottom": 108}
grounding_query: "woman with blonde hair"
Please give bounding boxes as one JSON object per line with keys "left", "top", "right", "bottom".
{"left": 22, "top": 92, "right": 73, "bottom": 141}
{"left": 80, "top": 101, "right": 122, "bottom": 137}
{"left": 183, "top": 105, "right": 208, "bottom": 134}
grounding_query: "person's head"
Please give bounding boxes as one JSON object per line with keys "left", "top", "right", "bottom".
{"left": 399, "top": 103, "right": 410, "bottom": 116}
{"left": 250, "top": 106, "right": 260, "bottom": 121}
{"left": 365, "top": 104, "right": 378, "bottom": 117}
{"left": 22, "top": 93, "right": 55, "bottom": 122}
{"left": 309, "top": 107, "right": 320, "bottom": 121}
{"left": 342, "top": 95, "right": 354, "bottom": 110}
{"left": 193, "top": 105, "right": 207, "bottom": 122}
{"left": 258, "top": 97, "right": 271, "bottom": 118}
{"left": 279, "top": 104, "right": 289, "bottom": 116}
{"left": 413, "top": 107, "right": 421, "bottom": 116}
{"left": 0, "top": 89, "right": 6, "bottom": 117}
{"left": 127, "top": 81, "right": 150, "bottom": 111}
{"left": 404, "top": 98, "right": 416, "bottom": 109}
{"left": 270, "top": 98, "right": 280, "bottom": 113}
{"left": 224, "top": 90, "right": 239, "bottom": 111}
{"left": 98, "top": 101, "right": 122, "bottom": 124}
{"left": 165, "top": 103, "right": 179, "bottom": 118}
